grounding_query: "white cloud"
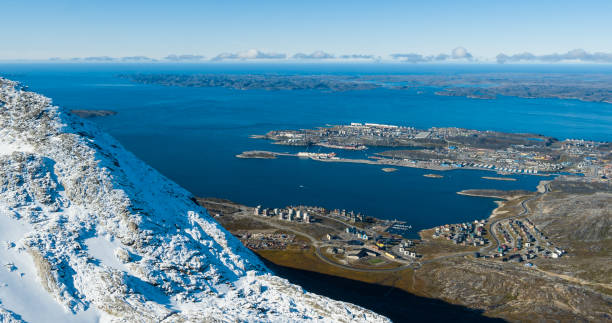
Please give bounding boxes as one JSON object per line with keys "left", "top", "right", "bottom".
{"left": 121, "top": 56, "right": 156, "bottom": 62}
{"left": 164, "top": 54, "right": 205, "bottom": 62}
{"left": 391, "top": 47, "right": 474, "bottom": 63}
{"left": 389, "top": 53, "right": 428, "bottom": 63}
{"left": 292, "top": 51, "right": 335, "bottom": 59}
{"left": 451, "top": 47, "right": 472, "bottom": 59}
{"left": 212, "top": 49, "right": 286, "bottom": 61}
{"left": 338, "top": 54, "right": 380, "bottom": 61}
{"left": 497, "top": 49, "right": 612, "bottom": 63}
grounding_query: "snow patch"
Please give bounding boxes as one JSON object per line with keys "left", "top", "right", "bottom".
{"left": 0, "top": 141, "right": 33, "bottom": 156}
{"left": 0, "top": 211, "right": 100, "bottom": 323}
{"left": 84, "top": 235, "right": 130, "bottom": 273}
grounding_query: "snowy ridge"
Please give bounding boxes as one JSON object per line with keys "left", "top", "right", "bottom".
{"left": 0, "top": 77, "right": 389, "bottom": 322}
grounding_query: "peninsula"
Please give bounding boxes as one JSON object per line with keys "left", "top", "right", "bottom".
{"left": 245, "top": 122, "right": 611, "bottom": 181}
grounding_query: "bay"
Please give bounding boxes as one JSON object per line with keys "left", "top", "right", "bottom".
{"left": 2, "top": 63, "right": 610, "bottom": 234}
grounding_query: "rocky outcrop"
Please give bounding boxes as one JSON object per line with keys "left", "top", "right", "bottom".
{"left": 416, "top": 257, "right": 611, "bottom": 322}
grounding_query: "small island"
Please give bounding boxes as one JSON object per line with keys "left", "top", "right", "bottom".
{"left": 236, "top": 150, "right": 279, "bottom": 159}
{"left": 70, "top": 109, "right": 117, "bottom": 118}
{"left": 423, "top": 173, "right": 443, "bottom": 178}
{"left": 382, "top": 167, "right": 397, "bottom": 173}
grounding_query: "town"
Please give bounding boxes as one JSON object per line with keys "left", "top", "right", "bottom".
{"left": 256, "top": 123, "right": 611, "bottom": 181}
{"left": 488, "top": 217, "right": 565, "bottom": 262}
{"left": 429, "top": 216, "right": 564, "bottom": 264}
{"left": 199, "top": 193, "right": 568, "bottom": 272}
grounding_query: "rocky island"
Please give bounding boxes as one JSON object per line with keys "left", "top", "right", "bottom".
{"left": 70, "top": 109, "right": 117, "bottom": 118}
{"left": 236, "top": 150, "right": 279, "bottom": 159}
{"left": 381, "top": 167, "right": 397, "bottom": 173}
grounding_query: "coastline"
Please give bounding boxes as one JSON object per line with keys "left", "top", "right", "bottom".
{"left": 457, "top": 190, "right": 507, "bottom": 199}
{"left": 456, "top": 188, "right": 532, "bottom": 200}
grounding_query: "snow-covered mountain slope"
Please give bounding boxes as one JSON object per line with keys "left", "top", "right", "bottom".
{"left": 0, "top": 77, "right": 389, "bottom": 323}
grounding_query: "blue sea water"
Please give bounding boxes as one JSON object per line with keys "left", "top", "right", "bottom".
{"left": 2, "top": 63, "right": 611, "bottom": 235}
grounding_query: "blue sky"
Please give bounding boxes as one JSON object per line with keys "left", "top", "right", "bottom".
{"left": 2, "top": 0, "right": 611, "bottom": 61}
